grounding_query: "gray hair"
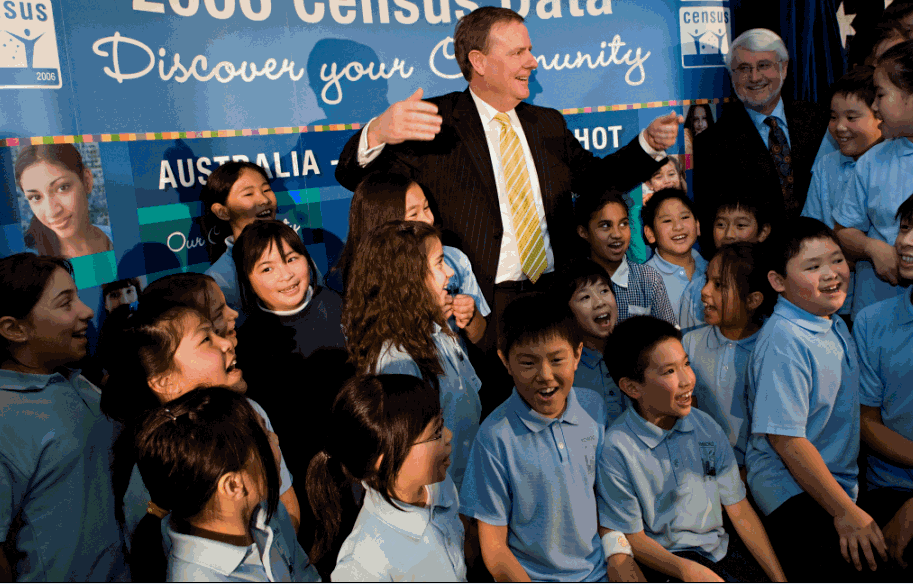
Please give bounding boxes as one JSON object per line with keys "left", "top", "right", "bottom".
{"left": 726, "top": 28, "right": 789, "bottom": 70}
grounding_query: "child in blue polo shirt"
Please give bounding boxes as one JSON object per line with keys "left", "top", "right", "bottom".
{"left": 460, "top": 293, "right": 640, "bottom": 582}
{"left": 802, "top": 66, "right": 882, "bottom": 319}
{"left": 642, "top": 189, "right": 707, "bottom": 324}
{"left": 555, "top": 258, "right": 627, "bottom": 424}
{"left": 680, "top": 193, "right": 772, "bottom": 332}
{"left": 0, "top": 254, "right": 128, "bottom": 582}
{"left": 576, "top": 189, "right": 676, "bottom": 325}
{"left": 599, "top": 316, "right": 784, "bottom": 583}
{"left": 683, "top": 243, "right": 776, "bottom": 474}
{"left": 203, "top": 161, "right": 278, "bottom": 310}
{"left": 854, "top": 194, "right": 913, "bottom": 569}
{"left": 746, "top": 217, "right": 887, "bottom": 581}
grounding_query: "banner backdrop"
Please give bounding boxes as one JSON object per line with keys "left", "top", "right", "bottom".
{"left": 0, "top": 0, "right": 733, "bottom": 332}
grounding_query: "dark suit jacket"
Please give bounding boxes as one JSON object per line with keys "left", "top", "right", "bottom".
{"left": 335, "top": 89, "right": 664, "bottom": 302}
{"left": 692, "top": 99, "right": 828, "bottom": 252}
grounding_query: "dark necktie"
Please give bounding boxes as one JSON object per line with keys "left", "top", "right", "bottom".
{"left": 765, "top": 117, "right": 796, "bottom": 216}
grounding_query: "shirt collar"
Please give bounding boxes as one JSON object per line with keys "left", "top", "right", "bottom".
{"left": 579, "top": 345, "right": 604, "bottom": 370}
{"left": 511, "top": 387, "right": 584, "bottom": 433}
{"left": 362, "top": 479, "right": 454, "bottom": 540}
{"left": 259, "top": 285, "right": 314, "bottom": 316}
{"left": 649, "top": 249, "right": 706, "bottom": 276}
{"left": 705, "top": 325, "right": 759, "bottom": 352}
{"left": 745, "top": 97, "right": 787, "bottom": 135}
{"left": 469, "top": 88, "right": 519, "bottom": 128}
{"left": 892, "top": 137, "right": 913, "bottom": 157}
{"left": 772, "top": 295, "right": 834, "bottom": 334}
{"left": 838, "top": 152, "right": 856, "bottom": 169}
{"left": 610, "top": 256, "right": 630, "bottom": 288}
{"left": 0, "top": 367, "right": 80, "bottom": 392}
{"left": 622, "top": 407, "right": 694, "bottom": 450}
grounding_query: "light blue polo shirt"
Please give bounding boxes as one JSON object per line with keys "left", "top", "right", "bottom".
{"left": 597, "top": 407, "right": 744, "bottom": 562}
{"left": 678, "top": 273, "right": 707, "bottom": 334}
{"left": 746, "top": 296, "right": 860, "bottom": 516}
{"left": 206, "top": 235, "right": 242, "bottom": 311}
{"left": 167, "top": 501, "right": 319, "bottom": 582}
{"left": 375, "top": 326, "right": 482, "bottom": 490}
{"left": 683, "top": 326, "right": 758, "bottom": 466}
{"left": 833, "top": 138, "right": 913, "bottom": 317}
{"left": 459, "top": 387, "right": 607, "bottom": 582}
{"left": 332, "top": 475, "right": 466, "bottom": 581}
{"left": 854, "top": 287, "right": 913, "bottom": 492}
{"left": 574, "top": 345, "right": 627, "bottom": 424}
{"left": 0, "top": 369, "right": 129, "bottom": 582}
{"left": 802, "top": 150, "right": 858, "bottom": 314}
{"left": 645, "top": 249, "right": 708, "bottom": 322}
{"left": 443, "top": 245, "right": 491, "bottom": 319}
{"left": 745, "top": 97, "right": 791, "bottom": 149}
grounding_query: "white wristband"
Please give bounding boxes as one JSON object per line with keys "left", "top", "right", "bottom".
{"left": 602, "top": 530, "right": 633, "bottom": 558}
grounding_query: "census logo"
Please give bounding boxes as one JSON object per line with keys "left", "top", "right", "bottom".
{"left": 0, "top": 1, "right": 62, "bottom": 89}
{"left": 680, "top": 3, "right": 731, "bottom": 69}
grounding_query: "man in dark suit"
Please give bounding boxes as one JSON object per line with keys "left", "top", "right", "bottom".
{"left": 693, "top": 28, "right": 828, "bottom": 253}
{"left": 335, "top": 8, "right": 680, "bottom": 337}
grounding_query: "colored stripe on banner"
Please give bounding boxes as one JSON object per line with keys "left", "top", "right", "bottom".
{"left": 137, "top": 202, "right": 203, "bottom": 226}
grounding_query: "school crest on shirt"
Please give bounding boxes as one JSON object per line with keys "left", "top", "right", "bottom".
{"left": 699, "top": 441, "right": 717, "bottom": 477}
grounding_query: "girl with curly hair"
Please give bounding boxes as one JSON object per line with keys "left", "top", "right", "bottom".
{"left": 342, "top": 220, "right": 482, "bottom": 491}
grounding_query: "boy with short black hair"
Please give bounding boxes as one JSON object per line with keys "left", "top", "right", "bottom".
{"left": 555, "top": 259, "right": 626, "bottom": 423}
{"left": 642, "top": 189, "right": 706, "bottom": 324}
{"left": 459, "top": 293, "right": 641, "bottom": 582}
{"left": 853, "top": 194, "right": 913, "bottom": 571}
{"left": 747, "top": 217, "right": 887, "bottom": 581}
{"left": 598, "top": 315, "right": 785, "bottom": 583}
{"left": 576, "top": 189, "right": 675, "bottom": 325}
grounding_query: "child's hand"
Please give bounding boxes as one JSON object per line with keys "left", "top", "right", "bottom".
{"left": 442, "top": 292, "right": 455, "bottom": 321}
{"left": 452, "top": 294, "right": 476, "bottom": 329}
{"left": 883, "top": 498, "right": 913, "bottom": 568}
{"left": 834, "top": 505, "right": 888, "bottom": 571}
{"left": 868, "top": 239, "right": 900, "bottom": 286}
{"left": 679, "top": 559, "right": 724, "bottom": 582}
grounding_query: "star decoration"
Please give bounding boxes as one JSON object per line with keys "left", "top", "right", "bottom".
{"left": 836, "top": 1, "right": 856, "bottom": 48}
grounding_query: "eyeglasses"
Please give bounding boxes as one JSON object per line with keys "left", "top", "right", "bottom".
{"left": 731, "top": 60, "right": 780, "bottom": 79}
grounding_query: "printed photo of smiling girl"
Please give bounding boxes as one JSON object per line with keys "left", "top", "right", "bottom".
{"left": 14, "top": 144, "right": 113, "bottom": 259}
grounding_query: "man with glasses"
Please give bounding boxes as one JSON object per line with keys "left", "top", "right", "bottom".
{"left": 693, "top": 28, "right": 828, "bottom": 251}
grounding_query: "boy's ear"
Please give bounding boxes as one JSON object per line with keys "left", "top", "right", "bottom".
{"left": 757, "top": 224, "right": 771, "bottom": 243}
{"left": 644, "top": 225, "right": 656, "bottom": 245}
{"left": 618, "top": 377, "right": 642, "bottom": 400}
{"left": 695, "top": 218, "right": 701, "bottom": 238}
{"left": 746, "top": 291, "right": 764, "bottom": 312}
{"left": 0, "top": 316, "right": 29, "bottom": 345}
{"left": 211, "top": 202, "right": 230, "bottom": 222}
{"left": 767, "top": 269, "right": 786, "bottom": 294}
{"left": 497, "top": 349, "right": 511, "bottom": 373}
{"left": 217, "top": 470, "right": 248, "bottom": 502}
{"left": 571, "top": 342, "right": 583, "bottom": 371}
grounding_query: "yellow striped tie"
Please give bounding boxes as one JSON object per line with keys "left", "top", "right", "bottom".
{"left": 494, "top": 113, "right": 547, "bottom": 283}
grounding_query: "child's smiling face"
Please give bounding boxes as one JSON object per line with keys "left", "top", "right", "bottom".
{"left": 569, "top": 277, "right": 617, "bottom": 341}
{"left": 621, "top": 338, "right": 695, "bottom": 431}
{"left": 769, "top": 237, "right": 849, "bottom": 318}
{"left": 500, "top": 335, "right": 582, "bottom": 419}
{"left": 578, "top": 201, "right": 631, "bottom": 270}
{"left": 646, "top": 198, "right": 700, "bottom": 258}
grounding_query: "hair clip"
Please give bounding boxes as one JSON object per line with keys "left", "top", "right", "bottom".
{"left": 164, "top": 408, "right": 177, "bottom": 422}
{"left": 146, "top": 500, "right": 169, "bottom": 519}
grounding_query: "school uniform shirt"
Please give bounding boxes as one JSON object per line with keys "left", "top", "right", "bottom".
{"left": 645, "top": 249, "right": 708, "bottom": 322}
{"left": 459, "top": 387, "right": 608, "bottom": 582}
{"left": 833, "top": 138, "right": 913, "bottom": 317}
{"left": 0, "top": 369, "right": 129, "bottom": 582}
{"left": 801, "top": 150, "right": 858, "bottom": 314}
{"left": 677, "top": 273, "right": 706, "bottom": 334}
{"left": 597, "top": 407, "right": 745, "bottom": 562}
{"left": 167, "top": 501, "right": 319, "bottom": 582}
{"left": 375, "top": 325, "right": 482, "bottom": 491}
{"left": 574, "top": 345, "right": 627, "bottom": 425}
{"left": 331, "top": 475, "right": 466, "bottom": 582}
{"left": 206, "top": 235, "right": 242, "bottom": 310}
{"left": 610, "top": 255, "right": 676, "bottom": 325}
{"left": 683, "top": 326, "right": 758, "bottom": 466}
{"left": 121, "top": 398, "right": 295, "bottom": 552}
{"left": 746, "top": 296, "right": 861, "bottom": 516}
{"left": 854, "top": 287, "right": 913, "bottom": 492}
